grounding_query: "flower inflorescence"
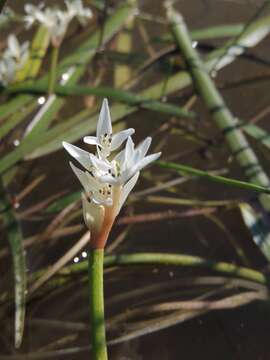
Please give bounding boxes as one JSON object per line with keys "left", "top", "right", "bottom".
{"left": 24, "top": 0, "right": 92, "bottom": 47}
{"left": 0, "top": 35, "right": 29, "bottom": 86}
{"left": 63, "top": 99, "right": 161, "bottom": 246}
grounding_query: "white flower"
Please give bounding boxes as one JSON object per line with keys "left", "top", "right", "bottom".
{"left": 98, "top": 136, "right": 161, "bottom": 186}
{"left": 83, "top": 98, "right": 135, "bottom": 159}
{"left": 24, "top": 1, "right": 92, "bottom": 47}
{"left": 0, "top": 58, "right": 16, "bottom": 86}
{"left": 24, "top": 4, "right": 70, "bottom": 47}
{"left": 62, "top": 99, "right": 161, "bottom": 247}
{"left": 65, "top": 0, "right": 92, "bottom": 25}
{"left": 0, "top": 35, "right": 29, "bottom": 86}
{"left": 4, "top": 35, "right": 29, "bottom": 64}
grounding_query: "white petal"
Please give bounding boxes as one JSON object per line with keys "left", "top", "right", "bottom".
{"left": 114, "top": 148, "right": 125, "bottom": 166}
{"left": 124, "top": 136, "right": 135, "bottom": 167}
{"left": 82, "top": 193, "right": 104, "bottom": 233}
{"left": 136, "top": 137, "right": 152, "bottom": 160}
{"left": 8, "top": 35, "right": 19, "bottom": 58}
{"left": 89, "top": 154, "right": 111, "bottom": 172}
{"left": 70, "top": 162, "right": 91, "bottom": 193}
{"left": 63, "top": 141, "right": 92, "bottom": 171}
{"left": 83, "top": 136, "right": 99, "bottom": 146}
{"left": 111, "top": 128, "right": 135, "bottom": 151}
{"left": 97, "top": 98, "right": 112, "bottom": 139}
{"left": 137, "top": 152, "right": 161, "bottom": 170}
{"left": 117, "top": 172, "right": 140, "bottom": 214}
{"left": 99, "top": 174, "right": 118, "bottom": 185}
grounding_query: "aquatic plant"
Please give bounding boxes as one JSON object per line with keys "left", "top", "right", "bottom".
{"left": 63, "top": 99, "right": 160, "bottom": 358}
{"left": 2, "top": 0, "right": 270, "bottom": 357}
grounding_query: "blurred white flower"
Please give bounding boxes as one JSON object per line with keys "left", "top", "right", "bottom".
{"left": 4, "top": 35, "right": 29, "bottom": 63}
{"left": 65, "top": 0, "right": 92, "bottom": 25}
{"left": 24, "top": 0, "right": 92, "bottom": 47}
{"left": 63, "top": 99, "right": 161, "bottom": 247}
{"left": 0, "top": 35, "right": 29, "bottom": 86}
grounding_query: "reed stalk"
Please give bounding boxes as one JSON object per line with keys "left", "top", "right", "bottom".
{"left": 0, "top": 179, "right": 26, "bottom": 348}
{"left": 166, "top": 4, "right": 270, "bottom": 214}
{"left": 64, "top": 252, "right": 267, "bottom": 286}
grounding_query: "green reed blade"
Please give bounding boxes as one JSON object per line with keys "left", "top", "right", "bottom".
{"left": 157, "top": 160, "right": 270, "bottom": 195}
{"left": 158, "top": 23, "right": 244, "bottom": 44}
{"left": 0, "top": 180, "right": 26, "bottom": 348}
{"left": 0, "top": 101, "right": 38, "bottom": 140}
{"left": 16, "top": 26, "right": 50, "bottom": 83}
{"left": 63, "top": 252, "right": 266, "bottom": 286}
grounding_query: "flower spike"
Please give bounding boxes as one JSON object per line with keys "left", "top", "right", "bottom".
{"left": 63, "top": 99, "right": 161, "bottom": 249}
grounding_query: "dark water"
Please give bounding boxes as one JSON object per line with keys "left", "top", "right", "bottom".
{"left": 2, "top": 0, "right": 270, "bottom": 358}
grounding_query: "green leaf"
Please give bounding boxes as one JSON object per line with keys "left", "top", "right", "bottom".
{"left": 156, "top": 160, "right": 270, "bottom": 195}
{"left": 0, "top": 101, "right": 38, "bottom": 140}
{"left": 16, "top": 26, "right": 50, "bottom": 82}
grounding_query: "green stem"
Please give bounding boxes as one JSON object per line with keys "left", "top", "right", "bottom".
{"left": 0, "top": 179, "right": 26, "bottom": 348}
{"left": 89, "top": 249, "right": 108, "bottom": 360}
{"left": 6, "top": 83, "right": 196, "bottom": 120}
{"left": 48, "top": 46, "right": 59, "bottom": 94}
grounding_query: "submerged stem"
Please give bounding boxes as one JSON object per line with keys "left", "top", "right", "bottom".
{"left": 48, "top": 45, "right": 59, "bottom": 94}
{"left": 89, "top": 249, "right": 108, "bottom": 360}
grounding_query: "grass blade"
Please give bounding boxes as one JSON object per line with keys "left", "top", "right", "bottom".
{"left": 157, "top": 160, "right": 270, "bottom": 195}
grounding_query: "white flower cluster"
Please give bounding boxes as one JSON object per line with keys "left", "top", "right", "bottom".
{"left": 63, "top": 99, "right": 161, "bottom": 236}
{"left": 0, "top": 35, "right": 29, "bottom": 86}
{"left": 24, "top": 0, "right": 92, "bottom": 47}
